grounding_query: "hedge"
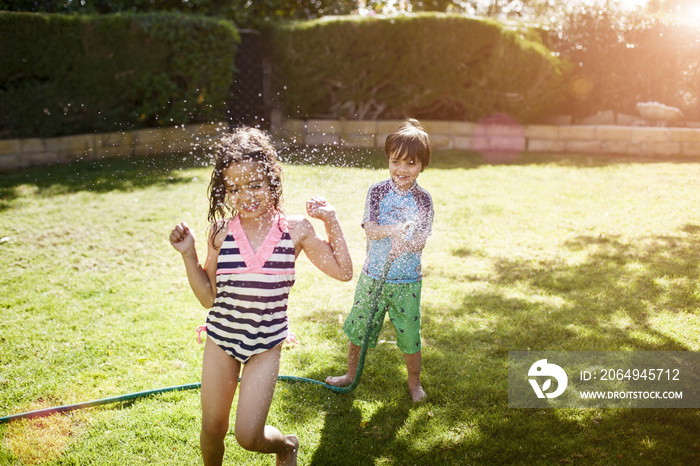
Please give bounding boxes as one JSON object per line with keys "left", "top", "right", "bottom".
{"left": 267, "top": 13, "right": 572, "bottom": 124}
{"left": 0, "top": 11, "right": 239, "bottom": 139}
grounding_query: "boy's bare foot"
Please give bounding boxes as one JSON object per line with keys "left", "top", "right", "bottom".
{"left": 325, "top": 374, "right": 353, "bottom": 386}
{"left": 276, "top": 435, "right": 299, "bottom": 466}
{"left": 409, "top": 385, "right": 426, "bottom": 402}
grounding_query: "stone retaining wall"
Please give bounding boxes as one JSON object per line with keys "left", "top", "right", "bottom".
{"left": 0, "top": 122, "right": 227, "bottom": 172}
{"left": 271, "top": 118, "right": 700, "bottom": 158}
{"left": 4, "top": 118, "right": 700, "bottom": 173}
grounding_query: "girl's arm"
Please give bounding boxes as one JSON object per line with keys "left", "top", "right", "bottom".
{"left": 170, "top": 222, "right": 219, "bottom": 308}
{"left": 290, "top": 197, "right": 353, "bottom": 282}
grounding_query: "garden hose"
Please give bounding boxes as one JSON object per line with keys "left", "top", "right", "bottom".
{"left": 0, "top": 384, "right": 201, "bottom": 423}
{"left": 0, "top": 258, "right": 396, "bottom": 423}
{"left": 280, "top": 255, "right": 395, "bottom": 393}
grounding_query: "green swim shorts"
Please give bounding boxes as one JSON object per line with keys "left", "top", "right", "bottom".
{"left": 343, "top": 273, "right": 422, "bottom": 354}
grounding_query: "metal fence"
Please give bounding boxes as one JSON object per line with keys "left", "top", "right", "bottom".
{"left": 228, "top": 30, "right": 266, "bottom": 128}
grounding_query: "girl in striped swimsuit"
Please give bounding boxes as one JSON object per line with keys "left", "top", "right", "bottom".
{"left": 170, "top": 127, "right": 353, "bottom": 466}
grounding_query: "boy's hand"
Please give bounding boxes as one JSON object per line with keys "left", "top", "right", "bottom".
{"left": 388, "top": 221, "right": 418, "bottom": 259}
{"left": 306, "top": 196, "right": 337, "bottom": 223}
{"left": 389, "top": 236, "right": 409, "bottom": 259}
{"left": 170, "top": 222, "right": 195, "bottom": 255}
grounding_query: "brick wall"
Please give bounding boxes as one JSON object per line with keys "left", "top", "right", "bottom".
{"left": 0, "top": 123, "right": 227, "bottom": 172}
{"left": 271, "top": 117, "right": 700, "bottom": 158}
{"left": 4, "top": 118, "right": 700, "bottom": 172}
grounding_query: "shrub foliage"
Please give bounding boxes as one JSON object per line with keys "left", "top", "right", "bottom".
{"left": 0, "top": 0, "right": 356, "bottom": 27}
{"left": 268, "top": 13, "right": 571, "bottom": 123}
{"left": 0, "top": 11, "right": 238, "bottom": 139}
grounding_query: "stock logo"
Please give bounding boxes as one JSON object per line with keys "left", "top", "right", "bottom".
{"left": 528, "top": 359, "right": 568, "bottom": 398}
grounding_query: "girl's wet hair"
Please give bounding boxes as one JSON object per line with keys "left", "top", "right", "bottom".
{"left": 384, "top": 118, "right": 431, "bottom": 170}
{"left": 207, "top": 126, "right": 283, "bottom": 241}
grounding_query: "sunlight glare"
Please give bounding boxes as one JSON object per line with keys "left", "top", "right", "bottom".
{"left": 619, "top": 0, "right": 647, "bottom": 10}
{"left": 691, "top": 5, "right": 700, "bottom": 22}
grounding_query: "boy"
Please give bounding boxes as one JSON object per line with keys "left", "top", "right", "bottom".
{"left": 326, "top": 119, "right": 433, "bottom": 402}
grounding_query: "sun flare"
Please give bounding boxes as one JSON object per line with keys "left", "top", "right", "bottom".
{"left": 691, "top": 5, "right": 700, "bottom": 21}
{"left": 619, "top": 0, "right": 647, "bottom": 9}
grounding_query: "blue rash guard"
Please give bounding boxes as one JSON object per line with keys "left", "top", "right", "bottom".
{"left": 361, "top": 178, "right": 434, "bottom": 283}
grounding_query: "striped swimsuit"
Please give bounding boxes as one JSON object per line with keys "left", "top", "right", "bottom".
{"left": 205, "top": 214, "right": 296, "bottom": 363}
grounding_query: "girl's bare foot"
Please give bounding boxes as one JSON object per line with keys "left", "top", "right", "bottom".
{"left": 325, "top": 374, "right": 353, "bottom": 386}
{"left": 409, "top": 384, "right": 426, "bottom": 402}
{"left": 276, "top": 435, "right": 299, "bottom": 466}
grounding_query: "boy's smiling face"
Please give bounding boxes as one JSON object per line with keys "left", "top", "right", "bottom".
{"left": 388, "top": 151, "right": 422, "bottom": 192}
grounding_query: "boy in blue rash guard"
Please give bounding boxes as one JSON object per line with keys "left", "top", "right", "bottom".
{"left": 326, "top": 119, "right": 433, "bottom": 402}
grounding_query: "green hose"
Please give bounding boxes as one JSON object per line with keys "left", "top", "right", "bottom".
{"left": 0, "top": 259, "right": 394, "bottom": 423}
{"left": 0, "top": 384, "right": 202, "bottom": 423}
{"left": 276, "top": 256, "right": 393, "bottom": 393}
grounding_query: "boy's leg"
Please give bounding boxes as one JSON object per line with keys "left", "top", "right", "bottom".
{"left": 234, "top": 344, "right": 298, "bottom": 466}
{"left": 325, "top": 341, "right": 361, "bottom": 386}
{"left": 200, "top": 338, "right": 241, "bottom": 466}
{"left": 387, "top": 280, "right": 425, "bottom": 401}
{"left": 326, "top": 273, "right": 384, "bottom": 386}
{"left": 405, "top": 350, "right": 426, "bottom": 402}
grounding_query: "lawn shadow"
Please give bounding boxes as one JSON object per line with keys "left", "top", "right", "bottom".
{"left": 0, "top": 152, "right": 209, "bottom": 211}
{"left": 420, "top": 223, "right": 700, "bottom": 463}
{"left": 424, "top": 223, "right": 700, "bottom": 387}
{"left": 278, "top": 329, "right": 419, "bottom": 464}
{"left": 485, "top": 224, "right": 700, "bottom": 351}
{"left": 306, "top": 396, "right": 413, "bottom": 466}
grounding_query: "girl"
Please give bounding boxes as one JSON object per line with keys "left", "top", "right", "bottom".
{"left": 170, "top": 126, "right": 353, "bottom": 466}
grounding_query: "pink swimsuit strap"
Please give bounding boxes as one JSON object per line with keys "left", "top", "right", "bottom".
{"left": 217, "top": 213, "right": 292, "bottom": 275}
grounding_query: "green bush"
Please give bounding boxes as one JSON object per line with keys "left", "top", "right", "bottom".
{"left": 0, "top": 11, "right": 239, "bottom": 139}
{"left": 267, "top": 13, "right": 572, "bottom": 123}
{"left": 0, "top": 0, "right": 357, "bottom": 28}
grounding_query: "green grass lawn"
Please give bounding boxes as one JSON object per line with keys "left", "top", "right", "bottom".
{"left": 1, "top": 148, "right": 699, "bottom": 465}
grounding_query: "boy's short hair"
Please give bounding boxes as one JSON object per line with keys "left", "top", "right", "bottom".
{"left": 384, "top": 118, "right": 431, "bottom": 170}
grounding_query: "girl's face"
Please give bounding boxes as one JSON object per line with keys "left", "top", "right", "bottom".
{"left": 388, "top": 151, "right": 422, "bottom": 191}
{"left": 223, "top": 160, "right": 274, "bottom": 221}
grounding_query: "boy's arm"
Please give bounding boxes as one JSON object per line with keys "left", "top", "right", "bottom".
{"left": 394, "top": 231, "right": 429, "bottom": 253}
{"left": 363, "top": 221, "right": 403, "bottom": 240}
{"left": 390, "top": 188, "right": 433, "bottom": 256}
{"left": 365, "top": 220, "right": 429, "bottom": 258}
{"left": 388, "top": 228, "right": 429, "bottom": 259}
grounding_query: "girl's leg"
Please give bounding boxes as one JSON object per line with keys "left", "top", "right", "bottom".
{"left": 405, "top": 350, "right": 426, "bottom": 402}
{"left": 200, "top": 337, "right": 241, "bottom": 466}
{"left": 325, "top": 341, "right": 361, "bottom": 386}
{"left": 234, "top": 344, "right": 298, "bottom": 466}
